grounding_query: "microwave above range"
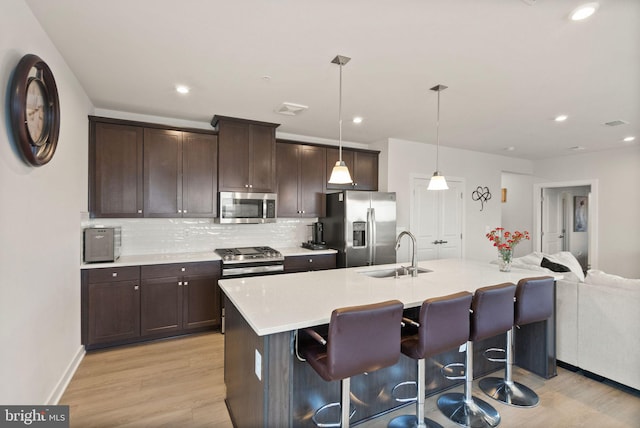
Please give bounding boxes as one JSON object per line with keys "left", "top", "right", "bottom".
{"left": 217, "top": 192, "right": 277, "bottom": 224}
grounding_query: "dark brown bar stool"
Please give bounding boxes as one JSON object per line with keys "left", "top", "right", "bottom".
{"left": 437, "top": 282, "right": 516, "bottom": 428}
{"left": 388, "top": 291, "right": 473, "bottom": 428}
{"left": 479, "top": 276, "right": 555, "bottom": 407}
{"left": 297, "top": 300, "right": 404, "bottom": 428}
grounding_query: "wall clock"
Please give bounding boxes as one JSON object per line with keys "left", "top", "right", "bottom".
{"left": 9, "top": 54, "right": 60, "bottom": 166}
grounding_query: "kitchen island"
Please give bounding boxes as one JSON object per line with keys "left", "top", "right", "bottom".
{"left": 219, "top": 259, "right": 559, "bottom": 427}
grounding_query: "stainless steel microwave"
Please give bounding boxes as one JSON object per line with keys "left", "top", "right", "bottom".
{"left": 218, "top": 192, "right": 277, "bottom": 224}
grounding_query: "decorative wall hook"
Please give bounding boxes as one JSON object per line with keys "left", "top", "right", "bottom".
{"left": 472, "top": 186, "right": 491, "bottom": 211}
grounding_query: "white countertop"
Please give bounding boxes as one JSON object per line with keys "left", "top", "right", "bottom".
{"left": 219, "top": 258, "right": 562, "bottom": 337}
{"left": 80, "top": 246, "right": 336, "bottom": 269}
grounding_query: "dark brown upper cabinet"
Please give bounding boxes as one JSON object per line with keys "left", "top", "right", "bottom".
{"left": 143, "top": 129, "right": 218, "bottom": 218}
{"left": 276, "top": 141, "right": 326, "bottom": 218}
{"left": 213, "top": 115, "right": 279, "bottom": 193}
{"left": 326, "top": 147, "right": 379, "bottom": 191}
{"left": 90, "top": 121, "right": 144, "bottom": 217}
{"left": 89, "top": 116, "right": 217, "bottom": 218}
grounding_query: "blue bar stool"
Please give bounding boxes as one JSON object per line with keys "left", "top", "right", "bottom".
{"left": 479, "top": 276, "right": 555, "bottom": 407}
{"left": 388, "top": 291, "right": 473, "bottom": 428}
{"left": 297, "top": 300, "right": 404, "bottom": 428}
{"left": 437, "top": 282, "right": 517, "bottom": 428}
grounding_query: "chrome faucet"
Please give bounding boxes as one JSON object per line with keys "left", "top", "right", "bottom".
{"left": 395, "top": 231, "right": 418, "bottom": 277}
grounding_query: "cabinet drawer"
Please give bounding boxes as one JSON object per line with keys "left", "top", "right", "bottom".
{"left": 141, "top": 261, "right": 220, "bottom": 279}
{"left": 87, "top": 266, "right": 140, "bottom": 283}
{"left": 284, "top": 254, "right": 336, "bottom": 272}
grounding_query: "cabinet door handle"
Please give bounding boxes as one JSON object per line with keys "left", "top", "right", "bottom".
{"left": 178, "top": 281, "right": 183, "bottom": 286}
{"left": 181, "top": 267, "right": 186, "bottom": 272}
{"left": 184, "top": 281, "right": 189, "bottom": 286}
{"left": 183, "top": 210, "right": 187, "bottom": 214}
{"left": 134, "top": 285, "right": 139, "bottom": 290}
{"left": 112, "top": 272, "right": 118, "bottom": 277}
{"left": 178, "top": 209, "right": 182, "bottom": 213}
{"left": 309, "top": 259, "right": 313, "bottom": 263}
{"left": 138, "top": 209, "right": 143, "bottom": 214}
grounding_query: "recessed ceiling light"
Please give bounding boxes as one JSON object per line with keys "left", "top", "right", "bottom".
{"left": 568, "top": 146, "right": 586, "bottom": 151}
{"left": 175, "top": 85, "right": 189, "bottom": 94}
{"left": 353, "top": 117, "right": 363, "bottom": 124}
{"left": 570, "top": 2, "right": 599, "bottom": 21}
{"left": 504, "top": 146, "right": 516, "bottom": 151}
{"left": 554, "top": 115, "right": 568, "bottom": 122}
{"left": 623, "top": 136, "right": 636, "bottom": 142}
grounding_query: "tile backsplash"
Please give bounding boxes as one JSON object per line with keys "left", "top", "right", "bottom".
{"left": 81, "top": 216, "right": 317, "bottom": 255}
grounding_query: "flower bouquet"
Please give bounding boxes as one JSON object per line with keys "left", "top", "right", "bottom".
{"left": 486, "top": 227, "right": 530, "bottom": 271}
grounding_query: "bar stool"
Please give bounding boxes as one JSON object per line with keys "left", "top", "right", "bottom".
{"left": 479, "top": 276, "right": 554, "bottom": 407}
{"left": 297, "top": 300, "right": 404, "bottom": 428}
{"left": 389, "top": 291, "right": 473, "bottom": 428}
{"left": 437, "top": 282, "right": 516, "bottom": 428}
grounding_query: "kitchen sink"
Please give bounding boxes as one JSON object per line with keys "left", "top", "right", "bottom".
{"left": 359, "top": 267, "right": 432, "bottom": 279}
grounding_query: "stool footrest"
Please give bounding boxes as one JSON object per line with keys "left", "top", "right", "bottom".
{"left": 391, "top": 381, "right": 418, "bottom": 403}
{"left": 312, "top": 402, "right": 355, "bottom": 428}
{"left": 483, "top": 347, "right": 507, "bottom": 363}
{"left": 441, "top": 362, "right": 465, "bottom": 381}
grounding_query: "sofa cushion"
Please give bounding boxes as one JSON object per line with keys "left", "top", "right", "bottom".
{"left": 541, "top": 256, "right": 572, "bottom": 273}
{"left": 585, "top": 270, "right": 640, "bottom": 291}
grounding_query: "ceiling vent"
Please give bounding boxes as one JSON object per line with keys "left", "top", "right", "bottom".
{"left": 275, "top": 102, "right": 309, "bottom": 116}
{"left": 604, "top": 120, "right": 628, "bottom": 127}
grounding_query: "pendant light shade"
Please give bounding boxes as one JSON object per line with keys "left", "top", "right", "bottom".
{"left": 328, "top": 55, "right": 353, "bottom": 185}
{"left": 428, "top": 84, "right": 449, "bottom": 191}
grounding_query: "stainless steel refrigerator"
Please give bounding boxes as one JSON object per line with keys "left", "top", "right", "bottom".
{"left": 322, "top": 191, "right": 397, "bottom": 268}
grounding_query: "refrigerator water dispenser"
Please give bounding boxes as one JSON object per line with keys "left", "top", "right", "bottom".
{"left": 353, "top": 221, "right": 366, "bottom": 247}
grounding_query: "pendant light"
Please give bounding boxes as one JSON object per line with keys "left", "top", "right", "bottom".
{"left": 328, "top": 55, "right": 353, "bottom": 184}
{"left": 427, "top": 84, "right": 449, "bottom": 190}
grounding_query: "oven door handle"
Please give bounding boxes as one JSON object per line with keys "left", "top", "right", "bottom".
{"left": 221, "top": 264, "right": 284, "bottom": 277}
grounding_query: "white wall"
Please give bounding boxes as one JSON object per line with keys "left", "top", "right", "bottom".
{"left": 0, "top": 0, "right": 93, "bottom": 404}
{"left": 501, "top": 172, "right": 534, "bottom": 257}
{"left": 386, "top": 138, "right": 533, "bottom": 262}
{"left": 534, "top": 146, "right": 640, "bottom": 278}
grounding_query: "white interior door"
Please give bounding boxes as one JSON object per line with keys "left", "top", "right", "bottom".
{"left": 411, "top": 177, "right": 463, "bottom": 261}
{"left": 542, "top": 188, "right": 563, "bottom": 254}
{"left": 438, "top": 180, "right": 463, "bottom": 258}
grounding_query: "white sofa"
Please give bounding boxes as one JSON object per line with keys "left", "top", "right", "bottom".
{"left": 507, "top": 252, "right": 640, "bottom": 390}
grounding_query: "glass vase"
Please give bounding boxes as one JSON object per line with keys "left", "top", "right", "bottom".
{"left": 498, "top": 251, "right": 513, "bottom": 272}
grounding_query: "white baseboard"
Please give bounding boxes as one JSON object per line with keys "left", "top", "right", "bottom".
{"left": 46, "top": 345, "right": 85, "bottom": 405}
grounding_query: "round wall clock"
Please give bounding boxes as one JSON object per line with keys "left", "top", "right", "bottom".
{"left": 9, "top": 54, "right": 60, "bottom": 166}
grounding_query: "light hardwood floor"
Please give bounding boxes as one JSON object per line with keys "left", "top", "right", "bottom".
{"left": 61, "top": 332, "right": 640, "bottom": 427}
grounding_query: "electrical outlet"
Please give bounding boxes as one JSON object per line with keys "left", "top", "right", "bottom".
{"left": 255, "top": 349, "right": 262, "bottom": 380}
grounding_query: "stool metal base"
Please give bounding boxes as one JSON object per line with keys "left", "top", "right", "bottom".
{"left": 388, "top": 414, "right": 444, "bottom": 428}
{"left": 437, "top": 393, "right": 500, "bottom": 428}
{"left": 479, "top": 377, "right": 539, "bottom": 407}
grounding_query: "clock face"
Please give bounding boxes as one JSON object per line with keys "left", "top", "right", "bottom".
{"left": 26, "top": 77, "right": 48, "bottom": 145}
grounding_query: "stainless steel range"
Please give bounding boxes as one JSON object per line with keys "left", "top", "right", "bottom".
{"left": 215, "top": 246, "right": 284, "bottom": 334}
{"left": 215, "top": 246, "right": 284, "bottom": 277}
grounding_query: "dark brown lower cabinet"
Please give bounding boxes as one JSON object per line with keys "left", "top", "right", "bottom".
{"left": 141, "top": 275, "right": 183, "bottom": 336}
{"left": 183, "top": 273, "right": 220, "bottom": 330}
{"left": 82, "top": 261, "right": 221, "bottom": 350}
